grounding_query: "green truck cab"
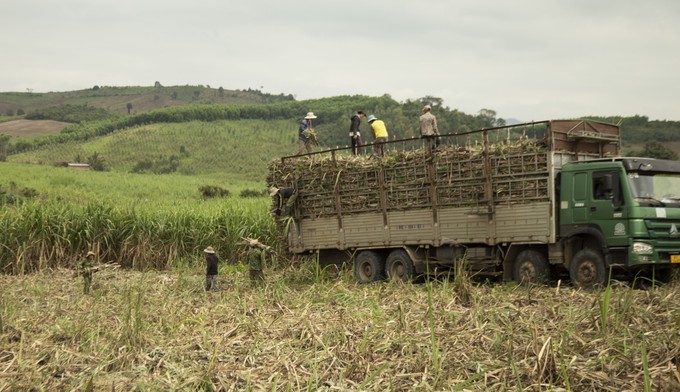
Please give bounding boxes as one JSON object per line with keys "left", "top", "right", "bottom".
{"left": 559, "top": 157, "right": 680, "bottom": 286}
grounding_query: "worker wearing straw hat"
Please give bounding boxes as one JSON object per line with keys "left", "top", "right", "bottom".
{"left": 79, "top": 250, "right": 96, "bottom": 294}
{"left": 297, "top": 112, "right": 318, "bottom": 155}
{"left": 242, "top": 237, "right": 275, "bottom": 286}
{"left": 204, "top": 246, "right": 219, "bottom": 291}
{"left": 269, "top": 186, "right": 297, "bottom": 216}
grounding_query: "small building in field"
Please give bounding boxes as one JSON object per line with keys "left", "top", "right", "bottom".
{"left": 67, "top": 163, "right": 90, "bottom": 171}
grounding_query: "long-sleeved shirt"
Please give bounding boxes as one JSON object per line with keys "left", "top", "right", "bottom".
{"left": 206, "top": 253, "right": 218, "bottom": 275}
{"left": 298, "top": 118, "right": 311, "bottom": 141}
{"left": 350, "top": 114, "right": 361, "bottom": 135}
{"left": 419, "top": 112, "right": 439, "bottom": 136}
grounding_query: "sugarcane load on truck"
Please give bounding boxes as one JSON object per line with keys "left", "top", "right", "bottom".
{"left": 267, "top": 120, "right": 680, "bottom": 288}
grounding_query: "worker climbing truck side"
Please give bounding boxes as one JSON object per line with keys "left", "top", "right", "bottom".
{"left": 267, "top": 120, "right": 680, "bottom": 287}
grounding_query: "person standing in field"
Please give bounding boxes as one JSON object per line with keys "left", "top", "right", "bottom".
{"left": 243, "top": 238, "right": 275, "bottom": 286}
{"left": 204, "top": 246, "right": 219, "bottom": 291}
{"left": 349, "top": 111, "right": 366, "bottom": 155}
{"left": 79, "top": 250, "right": 96, "bottom": 294}
{"left": 297, "top": 112, "right": 318, "bottom": 155}
{"left": 367, "top": 114, "right": 388, "bottom": 157}
{"left": 419, "top": 104, "right": 440, "bottom": 150}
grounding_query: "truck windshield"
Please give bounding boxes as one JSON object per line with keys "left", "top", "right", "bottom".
{"left": 627, "top": 172, "right": 680, "bottom": 206}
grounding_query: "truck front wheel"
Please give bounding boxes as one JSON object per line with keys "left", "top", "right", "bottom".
{"left": 354, "top": 251, "right": 385, "bottom": 283}
{"left": 513, "top": 249, "right": 549, "bottom": 285}
{"left": 386, "top": 250, "right": 415, "bottom": 282}
{"left": 570, "top": 249, "right": 606, "bottom": 289}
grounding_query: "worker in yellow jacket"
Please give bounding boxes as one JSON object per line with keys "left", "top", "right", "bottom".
{"left": 367, "top": 114, "right": 388, "bottom": 157}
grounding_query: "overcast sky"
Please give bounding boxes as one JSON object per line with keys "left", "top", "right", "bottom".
{"left": 2, "top": 0, "right": 679, "bottom": 122}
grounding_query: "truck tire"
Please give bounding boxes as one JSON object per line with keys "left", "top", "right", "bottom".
{"left": 354, "top": 251, "right": 385, "bottom": 284}
{"left": 386, "top": 250, "right": 415, "bottom": 282}
{"left": 650, "top": 266, "right": 673, "bottom": 284}
{"left": 570, "top": 249, "right": 606, "bottom": 289}
{"left": 513, "top": 249, "right": 549, "bottom": 285}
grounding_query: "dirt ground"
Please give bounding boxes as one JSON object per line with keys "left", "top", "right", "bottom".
{"left": 0, "top": 119, "right": 70, "bottom": 137}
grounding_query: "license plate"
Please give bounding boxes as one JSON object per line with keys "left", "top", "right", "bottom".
{"left": 672, "top": 255, "right": 680, "bottom": 263}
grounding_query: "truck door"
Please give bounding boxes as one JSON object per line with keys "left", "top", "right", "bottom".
{"left": 590, "top": 170, "right": 628, "bottom": 247}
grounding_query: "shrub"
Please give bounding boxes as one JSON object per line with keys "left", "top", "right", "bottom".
{"left": 240, "top": 188, "right": 267, "bottom": 198}
{"left": 199, "top": 185, "right": 230, "bottom": 198}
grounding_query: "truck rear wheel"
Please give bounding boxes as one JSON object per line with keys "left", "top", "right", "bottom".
{"left": 354, "top": 251, "right": 385, "bottom": 283}
{"left": 570, "top": 249, "right": 606, "bottom": 289}
{"left": 513, "top": 249, "right": 549, "bottom": 285}
{"left": 386, "top": 250, "right": 415, "bottom": 282}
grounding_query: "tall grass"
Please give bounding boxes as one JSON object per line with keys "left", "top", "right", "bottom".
{"left": 0, "top": 163, "right": 275, "bottom": 273}
{"left": 0, "top": 198, "right": 275, "bottom": 273}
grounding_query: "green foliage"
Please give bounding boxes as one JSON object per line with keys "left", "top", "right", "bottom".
{"left": 86, "top": 151, "right": 107, "bottom": 171}
{"left": 240, "top": 188, "right": 266, "bottom": 198}
{"left": 625, "top": 141, "right": 679, "bottom": 160}
{"left": 25, "top": 104, "right": 116, "bottom": 123}
{"left": 199, "top": 185, "right": 230, "bottom": 198}
{"left": 130, "top": 155, "right": 180, "bottom": 174}
{"left": 585, "top": 115, "right": 680, "bottom": 145}
{"left": 0, "top": 134, "right": 9, "bottom": 161}
{"left": 0, "top": 182, "right": 38, "bottom": 205}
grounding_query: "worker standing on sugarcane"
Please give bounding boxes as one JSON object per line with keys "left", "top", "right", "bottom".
{"left": 419, "top": 104, "right": 440, "bottom": 151}
{"left": 204, "top": 246, "right": 219, "bottom": 291}
{"left": 367, "top": 114, "right": 388, "bottom": 157}
{"left": 270, "top": 186, "right": 297, "bottom": 216}
{"left": 243, "top": 238, "right": 275, "bottom": 286}
{"left": 79, "top": 251, "right": 96, "bottom": 294}
{"left": 349, "top": 111, "right": 366, "bottom": 155}
{"left": 297, "top": 112, "right": 318, "bottom": 155}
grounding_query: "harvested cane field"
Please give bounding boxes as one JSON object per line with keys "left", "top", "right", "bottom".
{"left": 1, "top": 263, "right": 679, "bottom": 391}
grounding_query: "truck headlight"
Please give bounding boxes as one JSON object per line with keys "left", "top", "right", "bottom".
{"left": 633, "top": 242, "right": 654, "bottom": 254}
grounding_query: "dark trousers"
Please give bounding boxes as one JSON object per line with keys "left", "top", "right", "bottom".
{"left": 351, "top": 136, "right": 362, "bottom": 155}
{"left": 423, "top": 135, "right": 440, "bottom": 151}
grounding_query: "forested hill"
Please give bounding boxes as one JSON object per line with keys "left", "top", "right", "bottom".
{"left": 1, "top": 86, "right": 679, "bottom": 179}
{"left": 0, "top": 84, "right": 294, "bottom": 116}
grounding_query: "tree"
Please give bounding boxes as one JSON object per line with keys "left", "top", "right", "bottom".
{"left": 0, "top": 134, "right": 10, "bottom": 162}
{"left": 87, "top": 152, "right": 107, "bottom": 171}
{"left": 126, "top": 103, "right": 133, "bottom": 114}
{"left": 627, "top": 141, "right": 679, "bottom": 160}
{"left": 218, "top": 87, "right": 225, "bottom": 97}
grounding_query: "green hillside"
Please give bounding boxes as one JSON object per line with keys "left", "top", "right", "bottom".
{"left": 8, "top": 119, "right": 297, "bottom": 180}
